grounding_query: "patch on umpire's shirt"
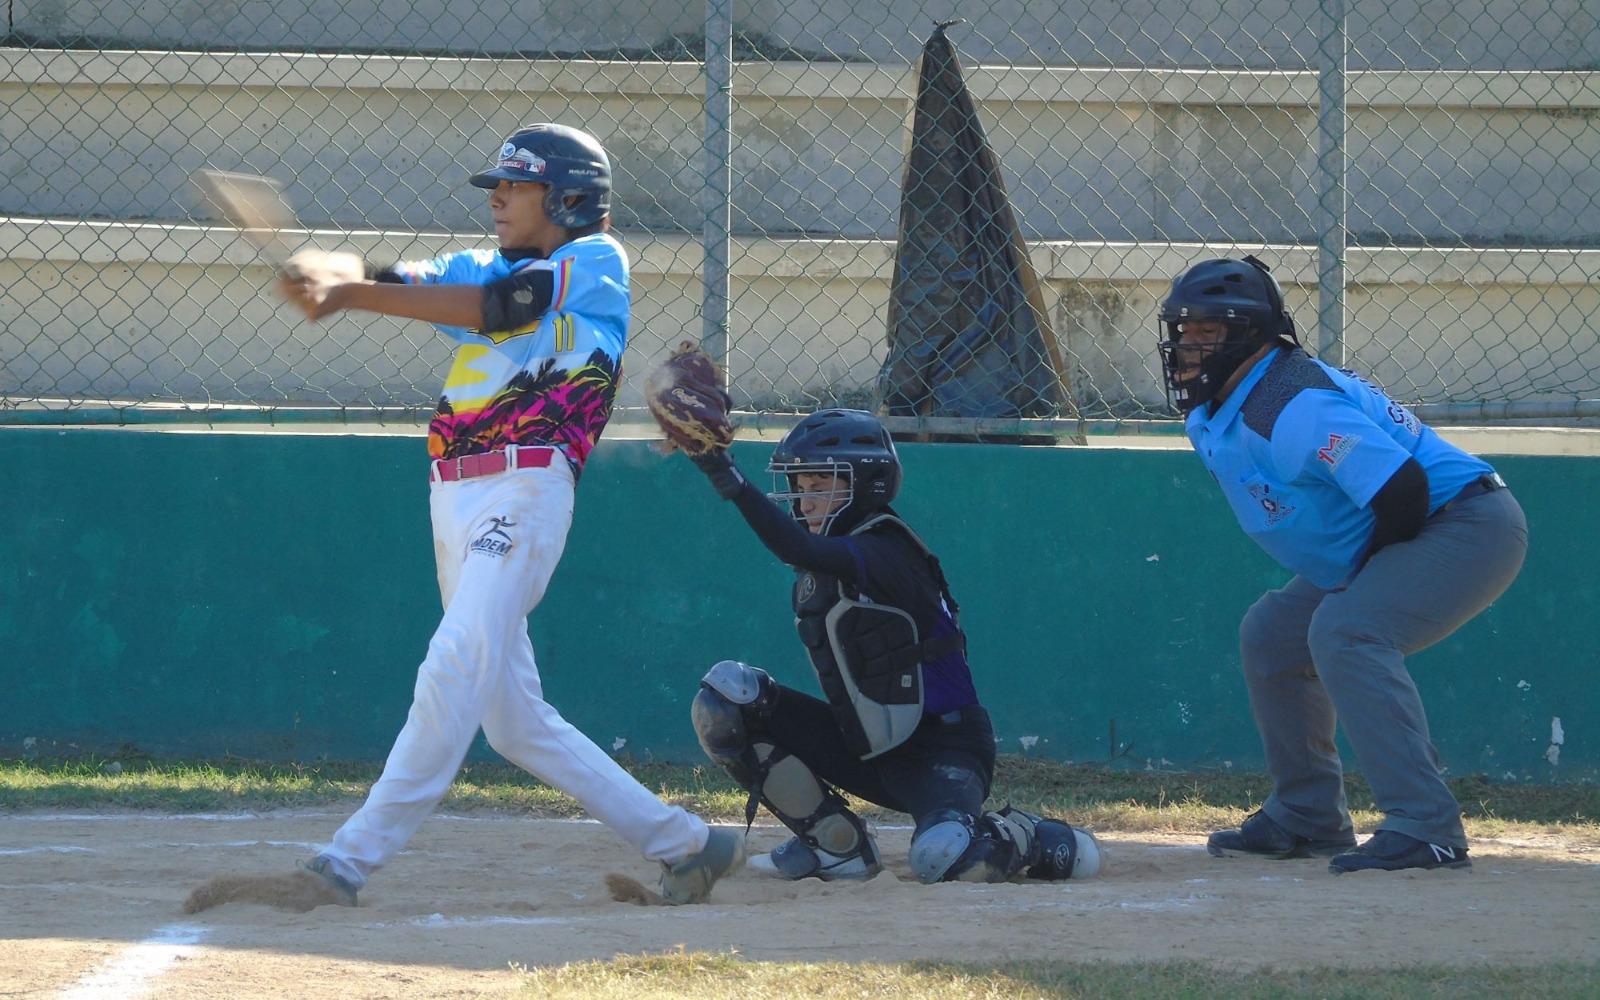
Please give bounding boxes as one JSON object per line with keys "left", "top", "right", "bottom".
{"left": 1316, "top": 433, "right": 1360, "bottom": 469}
{"left": 1247, "top": 481, "right": 1296, "bottom": 527}
{"left": 469, "top": 515, "right": 516, "bottom": 557}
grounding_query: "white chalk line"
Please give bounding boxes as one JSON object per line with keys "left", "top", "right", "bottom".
{"left": 7, "top": 811, "right": 580, "bottom": 824}
{"left": 360, "top": 907, "right": 720, "bottom": 931}
{"left": 55, "top": 922, "right": 209, "bottom": 1000}
{"left": 11, "top": 812, "right": 341, "bottom": 823}
{"left": 971, "top": 891, "right": 1218, "bottom": 914}
{"left": 0, "top": 840, "right": 326, "bottom": 856}
{"left": 4, "top": 813, "right": 789, "bottom": 827}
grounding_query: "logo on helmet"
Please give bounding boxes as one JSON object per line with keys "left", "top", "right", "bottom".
{"left": 498, "top": 150, "right": 547, "bottom": 174}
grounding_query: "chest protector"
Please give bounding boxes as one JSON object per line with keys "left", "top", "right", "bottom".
{"left": 793, "top": 514, "right": 966, "bottom": 760}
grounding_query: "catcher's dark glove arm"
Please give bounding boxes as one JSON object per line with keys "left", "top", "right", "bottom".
{"left": 712, "top": 462, "right": 861, "bottom": 580}
{"left": 690, "top": 450, "right": 747, "bottom": 500}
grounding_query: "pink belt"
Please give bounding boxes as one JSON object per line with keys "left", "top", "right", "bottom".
{"left": 430, "top": 445, "right": 555, "bottom": 483}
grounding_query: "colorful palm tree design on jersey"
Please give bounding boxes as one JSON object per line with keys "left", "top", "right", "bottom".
{"left": 428, "top": 350, "right": 621, "bottom": 475}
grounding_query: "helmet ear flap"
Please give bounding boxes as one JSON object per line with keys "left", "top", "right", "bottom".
{"left": 1241, "top": 254, "right": 1297, "bottom": 344}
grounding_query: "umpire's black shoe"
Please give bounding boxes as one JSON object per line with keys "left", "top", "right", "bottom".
{"left": 1206, "top": 810, "right": 1356, "bottom": 860}
{"left": 1328, "top": 830, "right": 1471, "bottom": 874}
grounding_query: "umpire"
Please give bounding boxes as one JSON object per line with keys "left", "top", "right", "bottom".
{"left": 1157, "top": 256, "right": 1528, "bottom": 874}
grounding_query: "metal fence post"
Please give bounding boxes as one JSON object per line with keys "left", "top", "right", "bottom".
{"left": 1315, "top": 0, "right": 1347, "bottom": 365}
{"left": 702, "top": 0, "right": 734, "bottom": 379}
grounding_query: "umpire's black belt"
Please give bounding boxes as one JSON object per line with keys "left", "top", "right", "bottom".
{"left": 1435, "top": 472, "right": 1507, "bottom": 516}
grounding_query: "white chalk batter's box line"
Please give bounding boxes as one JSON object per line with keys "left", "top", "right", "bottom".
{"left": 55, "top": 922, "right": 210, "bottom": 1000}
{"left": 8, "top": 812, "right": 597, "bottom": 823}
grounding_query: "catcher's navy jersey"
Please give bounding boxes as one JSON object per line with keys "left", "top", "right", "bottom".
{"left": 395, "top": 233, "right": 628, "bottom": 472}
{"left": 1186, "top": 349, "right": 1494, "bottom": 588}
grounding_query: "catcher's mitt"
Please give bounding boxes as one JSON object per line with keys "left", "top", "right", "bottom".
{"left": 644, "top": 340, "right": 734, "bottom": 456}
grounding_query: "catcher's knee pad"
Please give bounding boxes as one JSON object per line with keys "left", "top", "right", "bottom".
{"left": 702, "top": 660, "right": 777, "bottom": 710}
{"left": 690, "top": 661, "right": 777, "bottom": 781}
{"left": 907, "top": 808, "right": 998, "bottom": 883}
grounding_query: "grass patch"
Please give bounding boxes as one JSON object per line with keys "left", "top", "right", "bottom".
{"left": 515, "top": 952, "right": 1600, "bottom": 999}
{"left": 2, "top": 753, "right": 1596, "bottom": 846}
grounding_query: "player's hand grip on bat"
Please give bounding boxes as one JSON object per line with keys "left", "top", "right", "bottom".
{"left": 644, "top": 340, "right": 735, "bottom": 458}
{"left": 277, "top": 249, "right": 366, "bottom": 320}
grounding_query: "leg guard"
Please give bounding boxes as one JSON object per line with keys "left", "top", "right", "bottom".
{"left": 910, "top": 808, "right": 1022, "bottom": 884}
{"left": 985, "top": 805, "right": 1102, "bottom": 880}
{"left": 744, "top": 748, "right": 881, "bottom": 881}
{"left": 909, "top": 809, "right": 978, "bottom": 883}
{"left": 692, "top": 660, "right": 879, "bottom": 881}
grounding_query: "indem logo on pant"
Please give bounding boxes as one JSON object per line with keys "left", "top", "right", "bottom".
{"left": 470, "top": 516, "right": 516, "bottom": 557}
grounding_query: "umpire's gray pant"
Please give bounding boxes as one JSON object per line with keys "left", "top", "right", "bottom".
{"left": 1240, "top": 488, "right": 1527, "bottom": 848}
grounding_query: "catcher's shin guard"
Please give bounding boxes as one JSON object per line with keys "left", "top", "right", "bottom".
{"left": 730, "top": 740, "right": 881, "bottom": 881}
{"left": 692, "top": 660, "right": 880, "bottom": 881}
{"left": 985, "top": 805, "right": 1102, "bottom": 880}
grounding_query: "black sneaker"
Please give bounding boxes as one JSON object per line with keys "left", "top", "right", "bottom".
{"left": 1207, "top": 810, "right": 1356, "bottom": 860}
{"left": 1328, "top": 830, "right": 1471, "bottom": 874}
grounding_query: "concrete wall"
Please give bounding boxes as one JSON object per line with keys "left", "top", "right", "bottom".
{"left": 4, "top": 53, "right": 1598, "bottom": 244}
{"left": 0, "top": 427, "right": 1591, "bottom": 781}
{"left": 2, "top": 35, "right": 1597, "bottom": 417}
{"left": 13, "top": 0, "right": 1600, "bottom": 69}
{"left": 4, "top": 221, "right": 1598, "bottom": 415}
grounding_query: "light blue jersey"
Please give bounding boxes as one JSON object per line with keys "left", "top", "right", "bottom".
{"left": 394, "top": 233, "right": 629, "bottom": 471}
{"left": 1186, "top": 349, "right": 1495, "bottom": 588}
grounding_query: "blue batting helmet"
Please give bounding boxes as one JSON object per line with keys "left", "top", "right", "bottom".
{"left": 469, "top": 123, "right": 612, "bottom": 228}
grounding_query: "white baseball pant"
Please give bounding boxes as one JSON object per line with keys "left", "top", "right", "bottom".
{"left": 320, "top": 458, "right": 708, "bottom": 887}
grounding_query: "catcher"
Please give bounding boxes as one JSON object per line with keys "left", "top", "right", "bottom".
{"left": 647, "top": 352, "right": 1101, "bottom": 884}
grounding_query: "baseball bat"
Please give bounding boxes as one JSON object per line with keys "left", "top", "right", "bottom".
{"left": 191, "top": 168, "right": 299, "bottom": 265}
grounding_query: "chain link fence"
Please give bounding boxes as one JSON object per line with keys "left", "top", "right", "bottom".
{"left": 2, "top": 1, "right": 1597, "bottom": 430}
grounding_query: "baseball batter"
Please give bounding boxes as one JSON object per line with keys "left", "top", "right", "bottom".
{"left": 198, "top": 124, "right": 742, "bottom": 909}
{"left": 655, "top": 404, "right": 1100, "bottom": 884}
{"left": 1157, "top": 256, "right": 1528, "bottom": 873}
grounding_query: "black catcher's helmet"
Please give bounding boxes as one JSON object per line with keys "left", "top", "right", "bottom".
{"left": 767, "top": 409, "right": 901, "bottom": 535}
{"left": 469, "top": 123, "right": 612, "bottom": 229}
{"left": 1156, "top": 255, "right": 1298, "bottom": 412}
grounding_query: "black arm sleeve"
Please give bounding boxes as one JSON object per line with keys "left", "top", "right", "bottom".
{"left": 364, "top": 261, "right": 407, "bottom": 283}
{"left": 1365, "top": 457, "right": 1430, "bottom": 561}
{"left": 479, "top": 267, "right": 555, "bottom": 334}
{"left": 690, "top": 452, "right": 859, "bottom": 579}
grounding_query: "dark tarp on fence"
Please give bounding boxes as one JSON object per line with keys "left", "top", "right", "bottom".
{"left": 878, "top": 22, "right": 1073, "bottom": 421}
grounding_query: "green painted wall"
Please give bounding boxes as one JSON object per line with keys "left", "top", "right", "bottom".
{"left": 0, "top": 428, "right": 1591, "bottom": 780}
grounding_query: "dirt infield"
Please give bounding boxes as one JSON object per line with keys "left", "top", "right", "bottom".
{"left": 4, "top": 811, "right": 1598, "bottom": 999}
